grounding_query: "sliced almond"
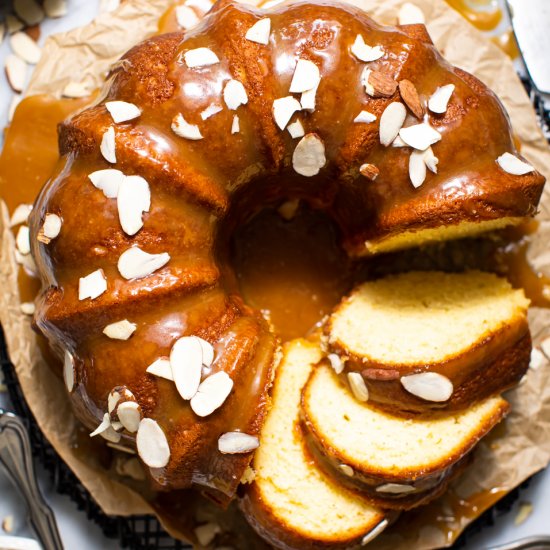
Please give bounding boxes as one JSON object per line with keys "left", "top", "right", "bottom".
{"left": 14, "top": 0, "right": 45, "bottom": 26}
{"left": 272, "top": 96, "right": 302, "bottom": 130}
{"left": 100, "top": 126, "right": 116, "bottom": 163}
{"left": 339, "top": 464, "right": 354, "bottom": 477}
{"left": 105, "top": 100, "right": 141, "bottom": 123}
{"left": 289, "top": 59, "right": 320, "bottom": 94}
{"left": 40, "top": 213, "right": 62, "bottom": 242}
{"left": 64, "top": 350, "right": 75, "bottom": 392}
{"left": 117, "top": 401, "right": 141, "bottom": 433}
{"left": 175, "top": 5, "right": 200, "bottom": 30}
{"left": 362, "top": 68, "right": 397, "bottom": 98}
{"left": 409, "top": 149, "right": 427, "bottom": 188}
{"left": 392, "top": 135, "right": 408, "bottom": 148}
{"left": 183, "top": 47, "right": 219, "bottom": 68}
{"left": 2, "top": 515, "right": 14, "bottom": 534}
{"left": 360, "top": 163, "right": 379, "bottom": 181}
{"left": 245, "top": 18, "right": 271, "bottom": 45}
{"left": 117, "top": 247, "right": 170, "bottom": 280}
{"left": 136, "top": 418, "right": 170, "bottom": 468}
{"left": 231, "top": 115, "right": 240, "bottom": 134}
{"left": 399, "top": 123, "right": 441, "bottom": 151}
{"left": 10, "top": 32, "right": 41, "bottom": 64}
{"left": 14, "top": 248, "right": 37, "bottom": 276}
{"left": 103, "top": 319, "right": 136, "bottom": 340}
{"left": 428, "top": 84, "right": 455, "bottom": 114}
{"left": 300, "top": 85, "right": 318, "bottom": 112}
{"left": 399, "top": 79, "right": 424, "bottom": 119}
{"left": 218, "top": 432, "right": 259, "bottom": 454}
{"left": 146, "top": 357, "right": 173, "bottom": 380}
{"left": 108, "top": 389, "right": 122, "bottom": 413}
{"left": 171, "top": 113, "right": 203, "bottom": 140}
{"left": 398, "top": 3, "right": 425, "bottom": 25}
{"left": 20, "top": 302, "right": 35, "bottom": 315}
{"left": 286, "top": 119, "right": 304, "bottom": 138}
{"left": 79, "top": 269, "right": 107, "bottom": 300}
{"left": 351, "top": 35, "right": 384, "bottom": 62}
{"left": 223, "top": 79, "right": 248, "bottom": 110}
{"left": 117, "top": 174, "right": 150, "bottom": 236}
{"left": 88, "top": 168, "right": 124, "bottom": 198}
{"left": 200, "top": 103, "right": 223, "bottom": 120}
{"left": 62, "top": 81, "right": 91, "bottom": 98}
{"left": 16, "top": 225, "right": 30, "bottom": 255}
{"left": 278, "top": 198, "right": 300, "bottom": 220}
{"left": 6, "top": 15, "right": 24, "bottom": 34}
{"left": 194, "top": 523, "right": 221, "bottom": 547}
{"left": 376, "top": 483, "right": 416, "bottom": 494}
{"left": 190, "top": 371, "right": 233, "bottom": 417}
{"left": 5, "top": 54, "right": 27, "bottom": 92}
{"left": 327, "top": 353, "right": 344, "bottom": 374}
{"left": 44, "top": 0, "right": 68, "bottom": 18}
{"left": 361, "top": 520, "right": 389, "bottom": 547}
{"left": 424, "top": 146, "right": 439, "bottom": 173}
{"left": 9, "top": 204, "right": 32, "bottom": 227}
{"left": 400, "top": 372, "right": 453, "bottom": 402}
{"left": 170, "top": 336, "right": 204, "bottom": 400}
{"left": 354, "top": 110, "right": 377, "bottom": 124}
{"left": 497, "top": 153, "right": 535, "bottom": 176}
{"left": 198, "top": 337, "right": 215, "bottom": 367}
{"left": 90, "top": 412, "right": 121, "bottom": 443}
{"left": 108, "top": 442, "right": 137, "bottom": 455}
{"left": 379, "top": 102, "right": 407, "bottom": 146}
{"left": 347, "top": 372, "right": 369, "bottom": 402}
{"left": 292, "top": 133, "right": 326, "bottom": 177}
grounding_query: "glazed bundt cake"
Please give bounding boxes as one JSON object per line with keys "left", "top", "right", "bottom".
{"left": 27, "top": 0, "right": 545, "bottom": 510}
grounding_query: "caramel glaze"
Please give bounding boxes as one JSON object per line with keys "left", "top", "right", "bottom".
{"left": 445, "top": 0, "right": 502, "bottom": 32}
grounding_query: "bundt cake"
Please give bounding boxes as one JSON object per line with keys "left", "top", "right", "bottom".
{"left": 326, "top": 271, "right": 531, "bottom": 414}
{"left": 27, "top": 0, "right": 544, "bottom": 513}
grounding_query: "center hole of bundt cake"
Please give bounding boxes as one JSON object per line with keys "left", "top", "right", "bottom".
{"left": 227, "top": 202, "right": 355, "bottom": 342}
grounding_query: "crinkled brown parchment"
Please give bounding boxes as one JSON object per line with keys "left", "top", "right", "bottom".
{"left": 1, "top": 0, "right": 550, "bottom": 547}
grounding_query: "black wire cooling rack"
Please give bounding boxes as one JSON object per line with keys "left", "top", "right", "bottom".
{"left": 0, "top": 78, "right": 548, "bottom": 549}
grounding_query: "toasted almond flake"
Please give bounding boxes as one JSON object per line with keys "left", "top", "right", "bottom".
{"left": 105, "top": 100, "right": 141, "bottom": 123}
{"left": 272, "top": 96, "right": 302, "bottom": 130}
{"left": 15, "top": 248, "right": 37, "bottom": 276}
{"left": 190, "top": 371, "right": 233, "bottom": 417}
{"left": 100, "top": 126, "right": 116, "bottom": 163}
{"left": 289, "top": 59, "right": 320, "bottom": 94}
{"left": 5, "top": 54, "right": 27, "bottom": 92}
{"left": 8, "top": 94, "right": 22, "bottom": 122}
{"left": 200, "top": 103, "right": 223, "bottom": 120}
{"left": 117, "top": 175, "right": 150, "bottom": 236}
{"left": 223, "top": 79, "right": 248, "bottom": 110}
{"left": 399, "top": 79, "right": 424, "bottom": 119}
{"left": 327, "top": 353, "right": 344, "bottom": 374}
{"left": 2, "top": 515, "right": 14, "bottom": 533}
{"left": 103, "top": 319, "right": 137, "bottom": 340}
{"left": 399, "top": 123, "right": 441, "bottom": 151}
{"left": 146, "top": 358, "right": 173, "bottom": 380}
{"left": 398, "top": 3, "right": 425, "bottom": 25}
{"left": 339, "top": 464, "right": 354, "bottom": 477}
{"left": 16, "top": 225, "right": 30, "bottom": 255}
{"left": 88, "top": 168, "right": 124, "bottom": 198}
{"left": 184, "top": 47, "right": 219, "bottom": 68}
{"left": 530, "top": 348, "right": 546, "bottom": 370}
{"left": 376, "top": 483, "right": 416, "bottom": 494}
{"left": 292, "top": 133, "right": 326, "bottom": 177}
{"left": 107, "top": 441, "right": 136, "bottom": 455}
{"left": 354, "top": 110, "right": 377, "bottom": 124}
{"left": 10, "top": 32, "right": 41, "bottom": 64}
{"left": 428, "top": 84, "right": 455, "bottom": 114}
{"left": 64, "top": 350, "right": 75, "bottom": 392}
{"left": 218, "top": 432, "right": 259, "bottom": 454}
{"left": 14, "top": 0, "right": 45, "bottom": 26}
{"left": 351, "top": 35, "right": 384, "bottom": 62}
{"left": 194, "top": 523, "right": 221, "bottom": 547}
{"left": 111, "top": 420, "right": 124, "bottom": 432}
{"left": 6, "top": 15, "right": 24, "bottom": 34}
{"left": 197, "top": 337, "right": 215, "bottom": 366}
{"left": 231, "top": 114, "right": 240, "bottom": 134}
{"left": 90, "top": 412, "right": 121, "bottom": 443}
{"left": 360, "top": 163, "right": 379, "bottom": 181}
{"left": 171, "top": 113, "right": 203, "bottom": 140}
{"left": 514, "top": 502, "right": 533, "bottom": 526}
{"left": 409, "top": 149, "right": 427, "bottom": 188}
{"left": 379, "top": 102, "right": 407, "bottom": 146}
{"left": 392, "top": 135, "right": 408, "bottom": 147}
{"left": 117, "top": 247, "right": 170, "bottom": 280}
{"left": 62, "top": 81, "right": 91, "bottom": 98}
{"left": 424, "top": 146, "right": 439, "bottom": 173}
{"left": 361, "top": 520, "right": 389, "bottom": 546}
{"left": 108, "top": 389, "right": 121, "bottom": 413}
{"left": 42, "top": 213, "right": 62, "bottom": 240}
{"left": 170, "top": 336, "right": 204, "bottom": 400}
{"left": 541, "top": 337, "right": 550, "bottom": 359}
{"left": 362, "top": 68, "right": 397, "bottom": 98}
{"left": 185, "top": 0, "right": 213, "bottom": 13}
{"left": 245, "top": 18, "right": 271, "bottom": 45}
{"left": 136, "top": 418, "right": 170, "bottom": 468}
{"left": 20, "top": 302, "right": 35, "bottom": 315}
{"left": 287, "top": 119, "right": 305, "bottom": 138}
{"left": 79, "top": 269, "right": 107, "bottom": 300}
{"left": 44, "top": 0, "right": 68, "bottom": 17}
{"left": 497, "top": 153, "right": 535, "bottom": 176}
{"left": 401, "top": 372, "right": 453, "bottom": 402}
{"left": 9, "top": 204, "right": 32, "bottom": 227}
{"left": 347, "top": 372, "right": 369, "bottom": 402}
{"left": 175, "top": 5, "right": 200, "bottom": 29}
{"left": 117, "top": 401, "right": 141, "bottom": 433}
{"left": 300, "top": 85, "right": 318, "bottom": 112}
{"left": 241, "top": 465, "right": 256, "bottom": 484}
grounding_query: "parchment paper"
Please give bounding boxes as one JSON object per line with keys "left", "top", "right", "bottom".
{"left": 1, "top": 0, "right": 550, "bottom": 547}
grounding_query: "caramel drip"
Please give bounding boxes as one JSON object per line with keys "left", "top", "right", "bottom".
{"left": 445, "top": 0, "right": 503, "bottom": 31}
{"left": 491, "top": 29, "right": 520, "bottom": 60}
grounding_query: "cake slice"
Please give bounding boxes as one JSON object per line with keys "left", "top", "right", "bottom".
{"left": 301, "top": 364, "right": 509, "bottom": 510}
{"left": 241, "top": 339, "right": 387, "bottom": 549}
{"left": 327, "top": 271, "right": 530, "bottom": 414}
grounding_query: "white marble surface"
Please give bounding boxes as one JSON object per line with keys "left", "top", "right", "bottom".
{"left": 0, "top": 1, "right": 549, "bottom": 549}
